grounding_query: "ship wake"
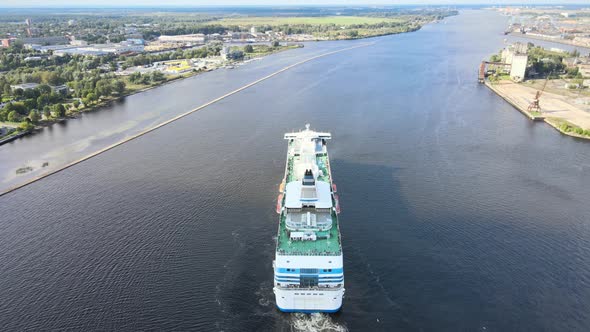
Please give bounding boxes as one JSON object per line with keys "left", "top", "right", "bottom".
{"left": 290, "top": 313, "right": 347, "bottom": 332}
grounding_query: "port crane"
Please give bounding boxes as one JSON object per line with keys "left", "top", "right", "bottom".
{"left": 527, "top": 73, "right": 551, "bottom": 113}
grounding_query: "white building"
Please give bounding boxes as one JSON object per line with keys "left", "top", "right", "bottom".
{"left": 158, "top": 34, "right": 206, "bottom": 44}
{"left": 70, "top": 39, "right": 88, "bottom": 46}
{"left": 501, "top": 42, "right": 528, "bottom": 65}
{"left": 500, "top": 42, "right": 529, "bottom": 82}
{"left": 510, "top": 54, "right": 528, "bottom": 82}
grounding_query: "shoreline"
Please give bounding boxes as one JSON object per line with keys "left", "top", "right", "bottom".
{"left": 506, "top": 32, "right": 590, "bottom": 52}
{"left": 0, "top": 20, "right": 440, "bottom": 146}
{"left": 484, "top": 81, "right": 590, "bottom": 141}
{"left": 0, "top": 46, "right": 299, "bottom": 146}
{"left": 0, "top": 42, "right": 375, "bottom": 197}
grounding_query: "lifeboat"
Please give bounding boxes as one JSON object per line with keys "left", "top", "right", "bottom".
{"left": 332, "top": 183, "right": 337, "bottom": 193}
{"left": 279, "top": 181, "right": 285, "bottom": 193}
{"left": 276, "top": 193, "right": 284, "bottom": 214}
{"left": 334, "top": 194, "right": 341, "bottom": 214}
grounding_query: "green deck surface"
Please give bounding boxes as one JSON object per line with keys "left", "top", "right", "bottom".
{"left": 277, "top": 147, "right": 341, "bottom": 256}
{"left": 277, "top": 212, "right": 342, "bottom": 256}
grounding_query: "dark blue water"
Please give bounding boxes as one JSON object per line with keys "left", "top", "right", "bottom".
{"left": 1, "top": 10, "right": 590, "bottom": 331}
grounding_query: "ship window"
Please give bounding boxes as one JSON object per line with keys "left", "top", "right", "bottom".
{"left": 329, "top": 269, "right": 332, "bottom": 272}
{"left": 300, "top": 268, "right": 319, "bottom": 274}
{"left": 300, "top": 276, "right": 319, "bottom": 287}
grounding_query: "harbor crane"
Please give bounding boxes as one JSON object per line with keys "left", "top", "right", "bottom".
{"left": 527, "top": 73, "right": 551, "bottom": 113}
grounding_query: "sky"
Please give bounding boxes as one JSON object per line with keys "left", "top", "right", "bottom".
{"left": 0, "top": 0, "right": 589, "bottom": 7}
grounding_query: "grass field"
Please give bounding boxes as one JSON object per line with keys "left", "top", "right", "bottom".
{"left": 215, "top": 16, "right": 406, "bottom": 26}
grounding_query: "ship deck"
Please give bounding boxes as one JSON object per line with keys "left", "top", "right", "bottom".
{"left": 286, "top": 153, "right": 330, "bottom": 183}
{"left": 277, "top": 211, "right": 341, "bottom": 256}
{"left": 278, "top": 147, "right": 341, "bottom": 256}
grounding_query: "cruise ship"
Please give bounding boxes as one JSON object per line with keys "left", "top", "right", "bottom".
{"left": 273, "top": 124, "right": 344, "bottom": 313}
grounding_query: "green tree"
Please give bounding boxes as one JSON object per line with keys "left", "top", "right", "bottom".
{"left": 95, "top": 80, "right": 112, "bottom": 97}
{"left": 43, "top": 106, "right": 51, "bottom": 118}
{"left": 129, "top": 72, "right": 142, "bottom": 83}
{"left": 244, "top": 44, "right": 254, "bottom": 53}
{"left": 19, "top": 121, "right": 34, "bottom": 131}
{"left": 53, "top": 104, "right": 66, "bottom": 118}
{"left": 7, "top": 110, "right": 20, "bottom": 122}
{"left": 348, "top": 30, "right": 359, "bottom": 38}
{"left": 140, "top": 75, "right": 151, "bottom": 85}
{"left": 72, "top": 100, "right": 81, "bottom": 108}
{"left": 29, "top": 110, "right": 40, "bottom": 124}
{"left": 271, "top": 40, "right": 280, "bottom": 47}
{"left": 150, "top": 71, "right": 165, "bottom": 82}
{"left": 490, "top": 54, "right": 502, "bottom": 62}
{"left": 23, "top": 98, "right": 37, "bottom": 110}
{"left": 112, "top": 80, "right": 126, "bottom": 95}
{"left": 37, "top": 94, "right": 50, "bottom": 108}
{"left": 37, "top": 84, "right": 52, "bottom": 94}
{"left": 228, "top": 50, "right": 244, "bottom": 61}
{"left": 23, "top": 89, "right": 40, "bottom": 99}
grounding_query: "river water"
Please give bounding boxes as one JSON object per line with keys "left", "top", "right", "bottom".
{"left": 1, "top": 10, "right": 590, "bottom": 331}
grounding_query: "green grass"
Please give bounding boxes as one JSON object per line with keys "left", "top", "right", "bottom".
{"left": 244, "top": 44, "right": 301, "bottom": 56}
{"left": 547, "top": 117, "right": 590, "bottom": 137}
{"left": 529, "top": 111, "right": 542, "bottom": 117}
{"left": 215, "top": 15, "right": 406, "bottom": 26}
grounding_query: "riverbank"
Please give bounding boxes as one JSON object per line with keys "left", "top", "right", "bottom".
{"left": 0, "top": 42, "right": 373, "bottom": 196}
{"left": 0, "top": 44, "right": 301, "bottom": 146}
{"left": 485, "top": 80, "right": 590, "bottom": 140}
{"left": 506, "top": 32, "right": 590, "bottom": 51}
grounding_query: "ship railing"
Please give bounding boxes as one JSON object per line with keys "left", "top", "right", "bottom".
{"left": 277, "top": 249, "right": 341, "bottom": 256}
{"left": 276, "top": 285, "right": 343, "bottom": 291}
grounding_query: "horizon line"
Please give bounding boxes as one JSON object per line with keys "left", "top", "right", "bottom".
{"left": 0, "top": 3, "right": 589, "bottom": 9}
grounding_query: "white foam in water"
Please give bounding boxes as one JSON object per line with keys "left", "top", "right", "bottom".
{"left": 291, "top": 313, "right": 347, "bottom": 332}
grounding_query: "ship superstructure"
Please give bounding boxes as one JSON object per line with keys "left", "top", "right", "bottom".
{"left": 273, "top": 124, "right": 344, "bottom": 313}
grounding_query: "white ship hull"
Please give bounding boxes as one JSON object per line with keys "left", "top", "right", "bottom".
{"left": 274, "top": 286, "right": 344, "bottom": 313}
{"left": 273, "top": 255, "right": 344, "bottom": 313}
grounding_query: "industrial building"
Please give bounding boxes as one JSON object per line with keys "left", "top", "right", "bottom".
{"left": 52, "top": 40, "right": 144, "bottom": 56}
{"left": 501, "top": 42, "right": 529, "bottom": 82}
{"left": 10, "top": 83, "right": 68, "bottom": 94}
{"left": 157, "top": 34, "right": 206, "bottom": 44}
